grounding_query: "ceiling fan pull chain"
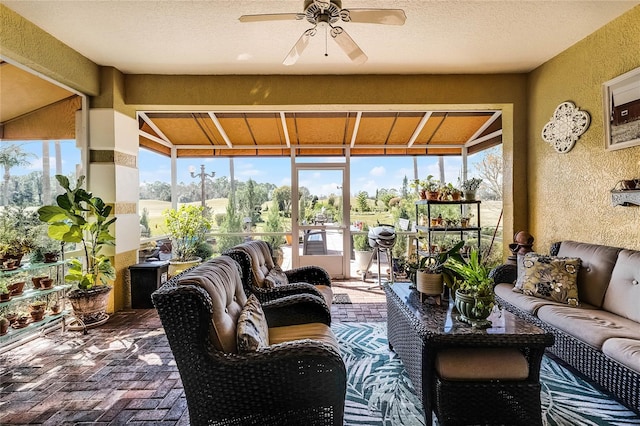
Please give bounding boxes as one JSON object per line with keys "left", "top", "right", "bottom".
{"left": 325, "top": 25, "right": 329, "bottom": 57}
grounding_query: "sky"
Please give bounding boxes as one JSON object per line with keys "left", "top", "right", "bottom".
{"left": 7, "top": 140, "right": 490, "bottom": 198}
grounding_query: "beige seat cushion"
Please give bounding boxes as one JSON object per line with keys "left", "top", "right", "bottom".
{"left": 315, "top": 284, "right": 333, "bottom": 307}
{"left": 602, "top": 338, "right": 640, "bottom": 374}
{"left": 495, "top": 283, "right": 558, "bottom": 315}
{"left": 537, "top": 304, "right": 640, "bottom": 349}
{"left": 269, "top": 322, "right": 339, "bottom": 352}
{"left": 435, "top": 348, "right": 529, "bottom": 381}
{"left": 177, "top": 257, "right": 247, "bottom": 353}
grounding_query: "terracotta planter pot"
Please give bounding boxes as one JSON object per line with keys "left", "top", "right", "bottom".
{"left": 5, "top": 312, "right": 18, "bottom": 324}
{"left": 32, "top": 275, "right": 48, "bottom": 289}
{"left": 427, "top": 191, "right": 439, "bottom": 200}
{"left": 43, "top": 252, "right": 59, "bottom": 263}
{"left": 50, "top": 304, "right": 62, "bottom": 315}
{"left": 30, "top": 309, "right": 45, "bottom": 322}
{"left": 0, "top": 319, "right": 9, "bottom": 335}
{"left": 8, "top": 281, "right": 25, "bottom": 296}
{"left": 39, "top": 278, "right": 54, "bottom": 290}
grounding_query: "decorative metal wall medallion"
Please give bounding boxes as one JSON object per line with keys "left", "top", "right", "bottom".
{"left": 541, "top": 101, "right": 591, "bottom": 153}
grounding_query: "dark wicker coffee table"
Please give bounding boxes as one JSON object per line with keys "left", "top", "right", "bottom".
{"left": 384, "top": 282, "right": 554, "bottom": 425}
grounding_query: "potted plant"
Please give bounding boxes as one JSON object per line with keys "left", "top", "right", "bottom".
{"left": 415, "top": 241, "right": 465, "bottom": 304}
{"left": 353, "top": 224, "right": 372, "bottom": 274}
{"left": 163, "top": 205, "right": 211, "bottom": 277}
{"left": 30, "top": 226, "right": 62, "bottom": 264}
{"left": 0, "top": 277, "right": 11, "bottom": 302}
{"left": 0, "top": 207, "right": 40, "bottom": 266}
{"left": 8, "top": 271, "right": 27, "bottom": 296}
{"left": 460, "top": 177, "right": 483, "bottom": 201}
{"left": 37, "top": 175, "right": 117, "bottom": 328}
{"left": 445, "top": 249, "right": 495, "bottom": 327}
{"left": 29, "top": 300, "right": 46, "bottom": 321}
{"left": 0, "top": 316, "right": 8, "bottom": 336}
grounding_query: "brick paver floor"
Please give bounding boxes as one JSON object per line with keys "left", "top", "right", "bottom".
{"left": 0, "top": 278, "right": 388, "bottom": 425}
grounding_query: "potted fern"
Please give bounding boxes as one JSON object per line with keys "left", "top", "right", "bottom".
{"left": 37, "top": 175, "right": 116, "bottom": 328}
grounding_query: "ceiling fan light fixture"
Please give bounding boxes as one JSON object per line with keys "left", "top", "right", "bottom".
{"left": 240, "top": 0, "right": 405, "bottom": 65}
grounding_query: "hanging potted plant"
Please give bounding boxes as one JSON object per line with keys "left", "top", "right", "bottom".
{"left": 163, "top": 205, "right": 211, "bottom": 277}
{"left": 37, "top": 175, "right": 117, "bottom": 328}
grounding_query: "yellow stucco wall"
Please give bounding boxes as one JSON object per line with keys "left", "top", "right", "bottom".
{"left": 528, "top": 5, "right": 640, "bottom": 252}
{"left": 0, "top": 4, "right": 100, "bottom": 95}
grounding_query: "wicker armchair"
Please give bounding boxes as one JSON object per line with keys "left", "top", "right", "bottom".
{"left": 223, "top": 240, "right": 334, "bottom": 307}
{"left": 152, "top": 256, "right": 346, "bottom": 426}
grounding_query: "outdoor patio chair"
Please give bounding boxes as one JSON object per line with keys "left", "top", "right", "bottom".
{"left": 152, "top": 256, "right": 346, "bottom": 426}
{"left": 223, "top": 240, "right": 334, "bottom": 307}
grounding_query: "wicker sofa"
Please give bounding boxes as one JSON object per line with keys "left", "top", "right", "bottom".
{"left": 152, "top": 255, "right": 346, "bottom": 425}
{"left": 223, "top": 240, "right": 334, "bottom": 307}
{"left": 492, "top": 240, "right": 640, "bottom": 414}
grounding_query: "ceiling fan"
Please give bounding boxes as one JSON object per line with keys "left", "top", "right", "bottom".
{"left": 239, "top": 0, "right": 406, "bottom": 66}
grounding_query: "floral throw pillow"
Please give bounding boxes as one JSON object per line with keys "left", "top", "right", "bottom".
{"left": 263, "top": 265, "right": 289, "bottom": 288}
{"left": 520, "top": 253, "right": 581, "bottom": 306}
{"left": 236, "top": 294, "right": 269, "bottom": 352}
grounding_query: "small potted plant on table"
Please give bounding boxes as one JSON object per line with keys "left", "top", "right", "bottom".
{"left": 445, "top": 249, "right": 495, "bottom": 327}
{"left": 415, "top": 241, "right": 465, "bottom": 304}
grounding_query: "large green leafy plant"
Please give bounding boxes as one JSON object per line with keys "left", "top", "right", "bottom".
{"left": 163, "top": 205, "right": 211, "bottom": 261}
{"left": 37, "top": 175, "right": 116, "bottom": 290}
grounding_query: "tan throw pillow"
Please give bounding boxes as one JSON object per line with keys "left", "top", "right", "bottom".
{"left": 520, "top": 253, "right": 581, "bottom": 306}
{"left": 263, "top": 265, "right": 289, "bottom": 288}
{"left": 236, "top": 294, "right": 269, "bottom": 352}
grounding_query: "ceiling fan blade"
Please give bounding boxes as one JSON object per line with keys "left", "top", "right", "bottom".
{"left": 239, "top": 13, "right": 304, "bottom": 23}
{"left": 341, "top": 9, "right": 406, "bottom": 25}
{"left": 283, "top": 28, "right": 315, "bottom": 66}
{"left": 330, "top": 27, "right": 367, "bottom": 64}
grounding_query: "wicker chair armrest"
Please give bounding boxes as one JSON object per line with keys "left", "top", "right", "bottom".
{"left": 285, "top": 265, "right": 332, "bottom": 286}
{"left": 263, "top": 294, "right": 331, "bottom": 327}
{"left": 489, "top": 263, "right": 517, "bottom": 285}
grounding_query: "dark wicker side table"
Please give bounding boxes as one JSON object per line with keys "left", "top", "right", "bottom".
{"left": 384, "top": 282, "right": 554, "bottom": 426}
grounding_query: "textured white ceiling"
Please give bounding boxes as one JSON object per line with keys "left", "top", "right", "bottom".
{"left": 2, "top": 0, "right": 638, "bottom": 75}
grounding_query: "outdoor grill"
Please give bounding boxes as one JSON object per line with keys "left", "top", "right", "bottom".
{"left": 367, "top": 225, "right": 397, "bottom": 286}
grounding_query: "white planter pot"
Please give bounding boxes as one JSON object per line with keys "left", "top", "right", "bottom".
{"left": 354, "top": 250, "right": 372, "bottom": 272}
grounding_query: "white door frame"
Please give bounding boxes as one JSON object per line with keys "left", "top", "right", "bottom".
{"left": 291, "top": 152, "right": 350, "bottom": 279}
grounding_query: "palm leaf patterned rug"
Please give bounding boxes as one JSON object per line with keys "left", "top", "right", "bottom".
{"left": 332, "top": 322, "right": 640, "bottom": 425}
